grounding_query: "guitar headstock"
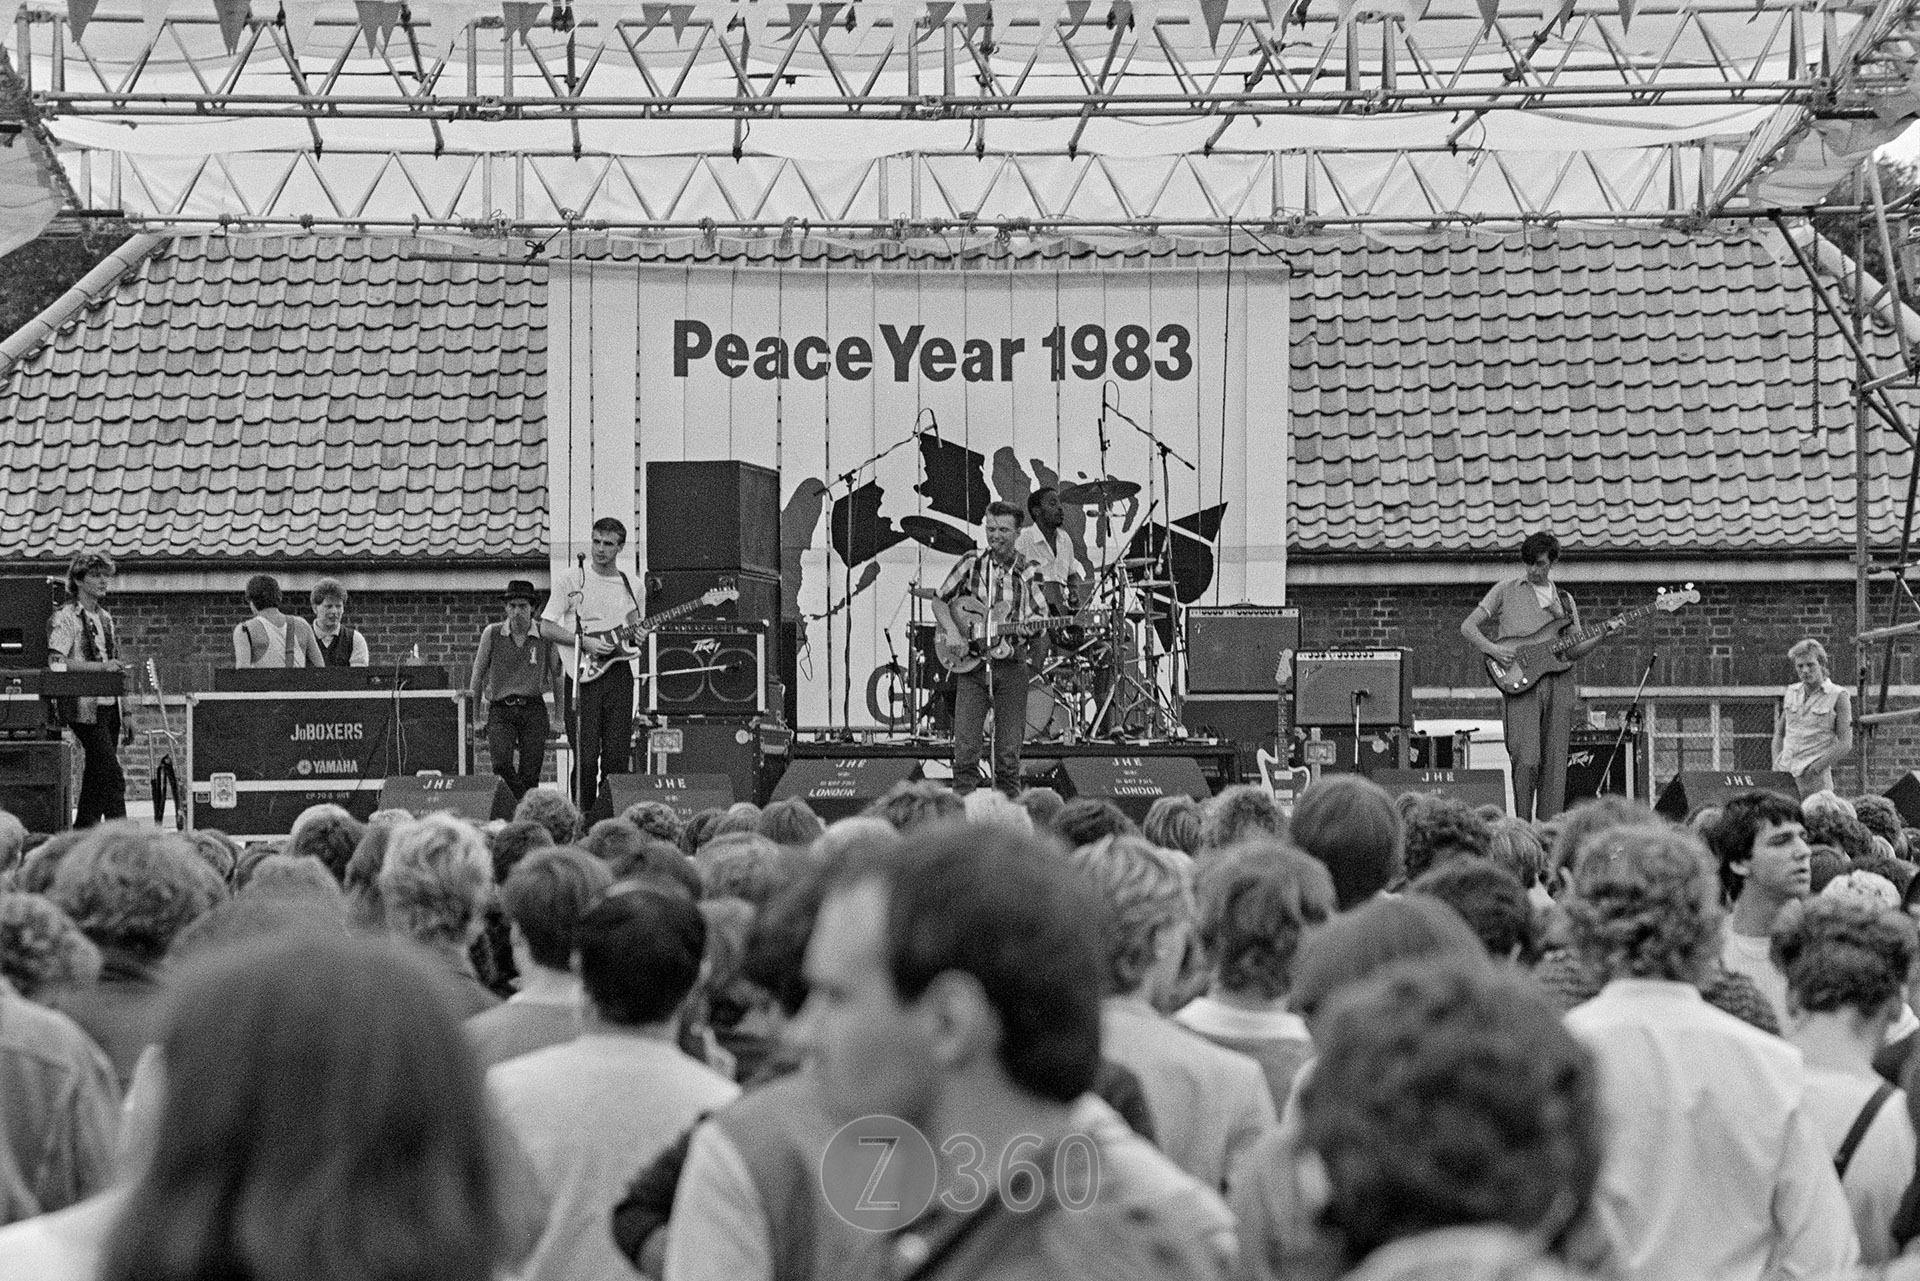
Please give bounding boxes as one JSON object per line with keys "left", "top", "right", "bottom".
{"left": 706, "top": 586, "right": 741, "bottom": 606}
{"left": 146, "top": 657, "right": 162, "bottom": 693}
{"left": 1657, "top": 584, "right": 1701, "bottom": 612}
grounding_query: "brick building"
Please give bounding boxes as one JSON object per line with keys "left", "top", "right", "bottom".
{"left": 0, "top": 227, "right": 1913, "bottom": 813}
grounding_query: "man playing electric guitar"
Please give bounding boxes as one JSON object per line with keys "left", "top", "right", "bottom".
{"left": 1460, "top": 532, "right": 1622, "bottom": 822}
{"left": 934, "top": 502, "right": 1048, "bottom": 797}
{"left": 540, "top": 517, "right": 643, "bottom": 816}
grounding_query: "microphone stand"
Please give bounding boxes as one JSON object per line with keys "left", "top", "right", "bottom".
{"left": 1594, "top": 653, "right": 1656, "bottom": 802}
{"left": 570, "top": 552, "right": 588, "bottom": 812}
{"left": 1351, "top": 688, "right": 1371, "bottom": 774}
{"left": 1108, "top": 385, "right": 1197, "bottom": 735}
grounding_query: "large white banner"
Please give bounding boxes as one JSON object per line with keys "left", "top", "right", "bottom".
{"left": 561, "top": 258, "right": 1288, "bottom": 729}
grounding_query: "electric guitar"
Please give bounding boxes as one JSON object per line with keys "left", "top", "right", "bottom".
{"left": 578, "top": 581, "right": 740, "bottom": 685}
{"left": 1483, "top": 585, "right": 1699, "bottom": 697}
{"left": 934, "top": 599, "right": 1084, "bottom": 674}
{"left": 1254, "top": 650, "right": 1313, "bottom": 809}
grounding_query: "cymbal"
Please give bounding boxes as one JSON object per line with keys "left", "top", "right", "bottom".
{"left": 899, "top": 516, "right": 973, "bottom": 557}
{"left": 1131, "top": 580, "right": 1176, "bottom": 590}
{"left": 1059, "top": 477, "right": 1141, "bottom": 506}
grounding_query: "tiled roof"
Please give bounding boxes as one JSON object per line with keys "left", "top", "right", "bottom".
{"left": 1289, "top": 227, "right": 1912, "bottom": 557}
{"left": 0, "top": 235, "right": 546, "bottom": 562}
{"left": 0, "top": 227, "right": 1900, "bottom": 564}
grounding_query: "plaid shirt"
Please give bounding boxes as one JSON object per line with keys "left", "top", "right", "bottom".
{"left": 940, "top": 548, "right": 1046, "bottom": 626}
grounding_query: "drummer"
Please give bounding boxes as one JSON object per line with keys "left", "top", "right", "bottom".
{"left": 1017, "top": 487, "right": 1085, "bottom": 613}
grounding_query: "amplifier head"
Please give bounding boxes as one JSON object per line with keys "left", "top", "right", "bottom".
{"left": 1293, "top": 649, "right": 1411, "bottom": 727}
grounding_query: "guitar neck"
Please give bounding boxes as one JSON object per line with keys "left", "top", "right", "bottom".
{"left": 1555, "top": 601, "right": 1656, "bottom": 653}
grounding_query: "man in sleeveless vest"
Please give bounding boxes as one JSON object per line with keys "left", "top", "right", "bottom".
{"left": 1460, "top": 533, "right": 1617, "bottom": 822}
{"left": 540, "top": 518, "right": 643, "bottom": 818}
{"left": 1773, "top": 638, "right": 1853, "bottom": 797}
{"left": 48, "top": 551, "right": 129, "bottom": 827}
{"left": 309, "top": 578, "right": 370, "bottom": 667}
{"left": 232, "top": 575, "right": 325, "bottom": 669}
{"left": 471, "top": 580, "right": 563, "bottom": 802}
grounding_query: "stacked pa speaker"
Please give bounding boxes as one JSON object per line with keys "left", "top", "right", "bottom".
{"left": 640, "top": 461, "right": 785, "bottom": 804}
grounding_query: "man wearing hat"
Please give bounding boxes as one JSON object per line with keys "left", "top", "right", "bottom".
{"left": 469, "top": 580, "right": 564, "bottom": 802}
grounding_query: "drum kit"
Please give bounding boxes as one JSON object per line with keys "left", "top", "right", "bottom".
{"left": 867, "top": 474, "right": 1186, "bottom": 742}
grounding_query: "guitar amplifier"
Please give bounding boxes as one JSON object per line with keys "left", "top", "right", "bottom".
{"left": 1185, "top": 607, "right": 1300, "bottom": 695}
{"left": 645, "top": 624, "right": 767, "bottom": 716}
{"left": 1293, "top": 650, "right": 1413, "bottom": 727}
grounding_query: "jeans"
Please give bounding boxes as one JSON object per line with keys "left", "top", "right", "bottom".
{"left": 486, "top": 699, "right": 550, "bottom": 802}
{"left": 72, "top": 706, "right": 126, "bottom": 828}
{"left": 574, "top": 663, "right": 633, "bottom": 818}
{"left": 952, "top": 658, "right": 1031, "bottom": 796}
{"left": 1503, "top": 668, "right": 1573, "bottom": 822}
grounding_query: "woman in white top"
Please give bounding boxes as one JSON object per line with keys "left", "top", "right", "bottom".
{"left": 1773, "top": 637, "right": 1853, "bottom": 798}
{"left": 231, "top": 574, "right": 325, "bottom": 669}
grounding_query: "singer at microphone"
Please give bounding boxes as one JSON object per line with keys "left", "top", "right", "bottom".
{"left": 539, "top": 516, "right": 646, "bottom": 816}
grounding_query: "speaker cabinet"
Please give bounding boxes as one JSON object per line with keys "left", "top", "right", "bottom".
{"left": 0, "top": 578, "right": 55, "bottom": 666}
{"left": 646, "top": 624, "right": 767, "bottom": 716}
{"left": 1185, "top": 607, "right": 1301, "bottom": 695}
{"left": 603, "top": 772, "right": 737, "bottom": 821}
{"left": 0, "top": 739, "right": 70, "bottom": 832}
{"left": 771, "top": 756, "right": 922, "bottom": 822}
{"left": 1180, "top": 694, "right": 1283, "bottom": 783}
{"left": 1565, "top": 729, "right": 1644, "bottom": 804}
{"left": 1886, "top": 771, "right": 1920, "bottom": 828}
{"left": 1293, "top": 650, "right": 1413, "bottom": 727}
{"left": 638, "top": 718, "right": 786, "bottom": 806}
{"left": 1654, "top": 769, "right": 1798, "bottom": 821}
{"left": 647, "top": 570, "right": 780, "bottom": 627}
{"left": 1058, "top": 755, "right": 1212, "bottom": 823}
{"left": 1372, "top": 768, "right": 1510, "bottom": 814}
{"left": 378, "top": 774, "right": 515, "bottom": 823}
{"left": 646, "top": 461, "right": 781, "bottom": 577}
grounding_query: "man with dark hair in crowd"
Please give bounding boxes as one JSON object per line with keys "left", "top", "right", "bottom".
{"left": 489, "top": 818, "right": 555, "bottom": 885}
{"left": 933, "top": 500, "right": 1048, "bottom": 796}
{"left": 1279, "top": 960, "right": 1606, "bottom": 1281}
{"left": 1708, "top": 790, "right": 1812, "bottom": 1029}
{"left": 1288, "top": 773, "right": 1404, "bottom": 911}
{"left": 621, "top": 800, "right": 685, "bottom": 848}
{"left": 1196, "top": 784, "right": 1286, "bottom": 855}
{"left": 467, "top": 846, "right": 612, "bottom": 1069}
{"left": 1399, "top": 791, "right": 1494, "bottom": 885}
{"left": 491, "top": 885, "right": 738, "bottom": 1281}
{"left": 514, "top": 785, "right": 584, "bottom": 847}
{"left": 1408, "top": 859, "right": 1537, "bottom": 962}
{"left": 231, "top": 574, "right": 325, "bottom": 668}
{"left": 1052, "top": 796, "right": 1137, "bottom": 849}
{"left": 863, "top": 779, "right": 966, "bottom": 834}
{"left": 797, "top": 824, "right": 1235, "bottom": 1277}
{"left": 308, "top": 578, "right": 369, "bottom": 667}
{"left": 1564, "top": 824, "right": 1856, "bottom": 1279}
{"left": 283, "top": 803, "right": 365, "bottom": 884}
{"left": 1854, "top": 796, "right": 1909, "bottom": 860}
{"left": 1016, "top": 786, "right": 1066, "bottom": 830}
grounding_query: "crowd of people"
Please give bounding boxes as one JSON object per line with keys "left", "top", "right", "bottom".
{"left": 3, "top": 772, "right": 1920, "bottom": 1280}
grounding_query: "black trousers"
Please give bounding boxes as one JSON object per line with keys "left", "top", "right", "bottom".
{"left": 486, "top": 699, "right": 549, "bottom": 802}
{"left": 574, "top": 663, "right": 633, "bottom": 817}
{"left": 72, "top": 705, "right": 127, "bottom": 828}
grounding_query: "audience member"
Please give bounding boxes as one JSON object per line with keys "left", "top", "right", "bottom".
{"left": 1771, "top": 898, "right": 1919, "bottom": 1264}
{"left": 0, "top": 810, "right": 26, "bottom": 878}
{"left": 683, "top": 897, "right": 755, "bottom": 1074}
{"left": 1811, "top": 844, "right": 1852, "bottom": 893}
{"left": 491, "top": 885, "right": 737, "bottom": 1281}
{"left": 1545, "top": 795, "right": 1649, "bottom": 895}
{"left": 236, "top": 853, "right": 347, "bottom": 915}
{"left": 1856, "top": 796, "right": 1909, "bottom": 858}
{"left": 796, "top": 822, "right": 1236, "bottom": 1275}
{"left": 1072, "top": 834, "right": 1275, "bottom": 1191}
{"left": 1144, "top": 795, "right": 1203, "bottom": 856}
{"left": 697, "top": 833, "right": 798, "bottom": 906}
{"left": 1197, "top": 784, "right": 1285, "bottom": 855}
{"left": 856, "top": 780, "right": 960, "bottom": 833}
{"left": 179, "top": 829, "right": 238, "bottom": 886}
{"left": 0, "top": 894, "right": 100, "bottom": 1001}
{"left": 1804, "top": 804, "right": 1875, "bottom": 866}
{"left": 1016, "top": 785, "right": 1067, "bottom": 830}
{"left": 514, "top": 786, "right": 585, "bottom": 847}
{"left": 1289, "top": 894, "right": 1487, "bottom": 1033}
{"left": 811, "top": 815, "right": 901, "bottom": 862}
{"left": 283, "top": 803, "right": 365, "bottom": 883}
{"left": 341, "top": 818, "right": 398, "bottom": 932}
{"left": 97, "top": 934, "right": 520, "bottom": 1281}
{"left": 6, "top": 831, "right": 85, "bottom": 896}
{"left": 620, "top": 800, "right": 685, "bottom": 848}
{"left": 1709, "top": 790, "right": 1812, "bottom": 1028}
{"left": 1287, "top": 774, "right": 1404, "bottom": 911}
{"left": 1563, "top": 824, "right": 1857, "bottom": 1280}
{"left": 756, "top": 798, "right": 825, "bottom": 847}
{"left": 1175, "top": 840, "right": 1334, "bottom": 1110}
{"left": 1824, "top": 869, "right": 1903, "bottom": 911}
{"left": 580, "top": 817, "right": 649, "bottom": 869}
{"left": 1399, "top": 792, "right": 1493, "bottom": 884}
{"left": 1054, "top": 796, "right": 1139, "bottom": 848}
{"left": 1484, "top": 814, "right": 1547, "bottom": 893}
{"left": 378, "top": 814, "right": 499, "bottom": 1017}
{"left": 1408, "top": 859, "right": 1538, "bottom": 962}
{"left": 961, "top": 787, "right": 1034, "bottom": 833}
{"left": 679, "top": 807, "right": 728, "bottom": 856}
{"left": 1261, "top": 961, "right": 1604, "bottom": 1281}
{"left": 490, "top": 818, "right": 556, "bottom": 884}
{"left": 714, "top": 804, "right": 763, "bottom": 840}
{"left": 466, "top": 846, "right": 613, "bottom": 1069}
{"left": 0, "top": 969, "right": 118, "bottom": 1228}
{"left": 44, "top": 824, "right": 225, "bottom": 1085}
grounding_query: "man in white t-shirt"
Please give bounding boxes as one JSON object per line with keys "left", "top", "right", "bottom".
{"left": 1708, "top": 790, "right": 1812, "bottom": 1029}
{"left": 540, "top": 518, "right": 642, "bottom": 817}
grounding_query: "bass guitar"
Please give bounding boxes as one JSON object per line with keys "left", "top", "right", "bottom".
{"left": 1484, "top": 585, "right": 1699, "bottom": 697}
{"left": 578, "top": 581, "right": 740, "bottom": 684}
{"left": 935, "top": 600, "right": 1084, "bottom": 674}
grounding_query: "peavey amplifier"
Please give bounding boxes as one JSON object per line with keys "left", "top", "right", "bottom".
{"left": 646, "top": 623, "right": 767, "bottom": 716}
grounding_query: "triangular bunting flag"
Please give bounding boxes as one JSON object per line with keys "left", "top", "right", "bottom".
{"left": 212, "top": 0, "right": 250, "bottom": 50}
{"left": 1472, "top": 0, "right": 1495, "bottom": 29}
{"left": 961, "top": 0, "right": 987, "bottom": 34}
{"left": 669, "top": 1, "right": 693, "bottom": 35}
{"left": 924, "top": 0, "right": 952, "bottom": 22}
{"left": 500, "top": 0, "right": 541, "bottom": 36}
{"left": 66, "top": 0, "right": 98, "bottom": 40}
{"left": 354, "top": 0, "right": 401, "bottom": 50}
{"left": 816, "top": 0, "right": 842, "bottom": 32}
{"left": 141, "top": 0, "right": 170, "bottom": 41}
{"left": 279, "top": 0, "right": 322, "bottom": 50}
{"left": 1063, "top": 0, "right": 1087, "bottom": 29}
{"left": 1197, "top": 0, "right": 1225, "bottom": 44}
{"left": 641, "top": 0, "right": 666, "bottom": 23}
{"left": 1614, "top": 0, "right": 1632, "bottom": 30}
{"left": 785, "top": 1, "right": 808, "bottom": 32}
{"left": 1550, "top": 0, "right": 1573, "bottom": 33}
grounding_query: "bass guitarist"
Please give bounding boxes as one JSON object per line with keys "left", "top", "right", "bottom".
{"left": 1460, "top": 532, "right": 1621, "bottom": 822}
{"left": 541, "top": 517, "right": 642, "bottom": 816}
{"left": 935, "top": 502, "right": 1048, "bottom": 797}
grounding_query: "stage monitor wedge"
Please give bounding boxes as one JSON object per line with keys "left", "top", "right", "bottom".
{"left": 1888, "top": 771, "right": 1920, "bottom": 828}
{"left": 379, "top": 774, "right": 515, "bottom": 823}
{"left": 1372, "top": 768, "right": 1509, "bottom": 814}
{"left": 1058, "top": 755, "right": 1211, "bottom": 822}
{"left": 771, "top": 756, "right": 921, "bottom": 822}
{"left": 1654, "top": 770, "right": 1798, "bottom": 821}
